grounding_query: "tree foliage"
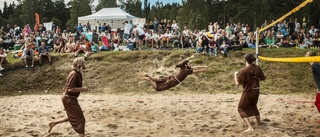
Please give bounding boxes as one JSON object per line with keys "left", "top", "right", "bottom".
{"left": 95, "top": 0, "right": 118, "bottom": 12}
{"left": 66, "top": 0, "right": 93, "bottom": 31}
{"left": 118, "top": 0, "right": 143, "bottom": 17}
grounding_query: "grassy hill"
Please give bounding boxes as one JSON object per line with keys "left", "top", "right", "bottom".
{"left": 0, "top": 48, "right": 317, "bottom": 96}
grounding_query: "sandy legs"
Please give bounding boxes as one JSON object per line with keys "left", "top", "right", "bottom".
{"left": 48, "top": 116, "right": 69, "bottom": 133}
{"left": 192, "top": 66, "right": 208, "bottom": 73}
{"left": 48, "top": 116, "right": 84, "bottom": 136}
{"left": 242, "top": 115, "right": 261, "bottom": 133}
{"left": 140, "top": 73, "right": 158, "bottom": 91}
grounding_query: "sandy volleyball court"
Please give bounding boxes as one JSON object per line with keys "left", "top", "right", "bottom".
{"left": 0, "top": 93, "right": 319, "bottom": 137}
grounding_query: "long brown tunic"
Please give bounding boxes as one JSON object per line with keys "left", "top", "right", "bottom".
{"left": 237, "top": 64, "right": 265, "bottom": 118}
{"left": 62, "top": 69, "right": 85, "bottom": 134}
{"left": 156, "top": 67, "right": 193, "bottom": 91}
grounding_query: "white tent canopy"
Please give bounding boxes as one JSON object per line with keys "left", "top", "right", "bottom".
{"left": 78, "top": 7, "right": 141, "bottom": 30}
{"left": 78, "top": 7, "right": 138, "bottom": 21}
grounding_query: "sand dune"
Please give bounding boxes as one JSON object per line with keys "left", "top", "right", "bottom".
{"left": 0, "top": 93, "right": 319, "bottom": 137}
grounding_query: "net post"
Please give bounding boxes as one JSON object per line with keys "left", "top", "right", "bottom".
{"left": 256, "top": 29, "right": 260, "bottom": 65}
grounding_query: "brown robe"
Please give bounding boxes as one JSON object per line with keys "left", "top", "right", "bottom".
{"left": 62, "top": 69, "right": 85, "bottom": 134}
{"left": 237, "top": 64, "right": 265, "bottom": 118}
{"left": 156, "top": 67, "right": 193, "bottom": 91}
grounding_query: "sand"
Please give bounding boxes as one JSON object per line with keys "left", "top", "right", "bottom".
{"left": 0, "top": 93, "right": 319, "bottom": 137}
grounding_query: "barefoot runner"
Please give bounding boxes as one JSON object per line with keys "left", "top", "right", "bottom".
{"left": 48, "top": 57, "right": 88, "bottom": 137}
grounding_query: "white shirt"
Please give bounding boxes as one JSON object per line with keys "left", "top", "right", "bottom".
{"left": 309, "top": 29, "right": 318, "bottom": 36}
{"left": 171, "top": 23, "right": 178, "bottom": 30}
{"left": 295, "top": 22, "right": 301, "bottom": 32}
{"left": 124, "top": 23, "right": 132, "bottom": 35}
{"left": 208, "top": 25, "right": 214, "bottom": 33}
{"left": 145, "top": 33, "right": 153, "bottom": 39}
{"left": 163, "top": 33, "right": 172, "bottom": 38}
{"left": 127, "top": 37, "right": 136, "bottom": 43}
{"left": 134, "top": 27, "right": 145, "bottom": 36}
{"left": 183, "top": 30, "right": 190, "bottom": 37}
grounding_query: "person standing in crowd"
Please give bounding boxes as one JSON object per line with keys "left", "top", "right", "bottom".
{"left": 122, "top": 20, "right": 132, "bottom": 41}
{"left": 133, "top": 25, "right": 145, "bottom": 49}
{"left": 48, "top": 57, "right": 88, "bottom": 137}
{"left": 153, "top": 18, "right": 159, "bottom": 33}
{"left": 234, "top": 53, "right": 266, "bottom": 132}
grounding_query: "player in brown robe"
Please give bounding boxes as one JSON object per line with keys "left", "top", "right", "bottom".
{"left": 141, "top": 60, "right": 208, "bottom": 91}
{"left": 48, "top": 57, "right": 88, "bottom": 137}
{"left": 235, "top": 53, "right": 266, "bottom": 132}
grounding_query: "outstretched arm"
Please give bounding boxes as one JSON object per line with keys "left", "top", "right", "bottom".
{"left": 192, "top": 66, "right": 208, "bottom": 73}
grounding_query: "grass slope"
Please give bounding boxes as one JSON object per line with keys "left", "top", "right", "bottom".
{"left": 0, "top": 48, "right": 316, "bottom": 96}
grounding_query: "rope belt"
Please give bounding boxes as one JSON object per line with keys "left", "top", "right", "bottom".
{"left": 251, "top": 87, "right": 260, "bottom": 90}
{"left": 64, "top": 92, "right": 78, "bottom": 99}
{"left": 174, "top": 75, "right": 181, "bottom": 83}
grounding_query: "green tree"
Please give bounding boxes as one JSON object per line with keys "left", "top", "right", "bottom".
{"left": 67, "top": 0, "right": 93, "bottom": 32}
{"left": 2, "top": 1, "right": 9, "bottom": 19}
{"left": 7, "top": 2, "right": 23, "bottom": 26}
{"left": 143, "top": 0, "right": 150, "bottom": 20}
{"left": 95, "top": 0, "right": 118, "bottom": 11}
{"left": 53, "top": 0, "right": 70, "bottom": 30}
{"left": 118, "top": 0, "right": 143, "bottom": 17}
{"left": 19, "top": 0, "right": 39, "bottom": 26}
{"left": 177, "top": 0, "right": 208, "bottom": 30}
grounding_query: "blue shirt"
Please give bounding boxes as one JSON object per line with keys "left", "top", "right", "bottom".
{"left": 38, "top": 46, "right": 49, "bottom": 54}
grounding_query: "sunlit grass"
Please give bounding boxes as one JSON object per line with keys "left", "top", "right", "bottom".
{"left": 0, "top": 47, "right": 316, "bottom": 96}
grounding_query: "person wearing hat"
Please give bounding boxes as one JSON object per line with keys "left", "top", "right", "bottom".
{"left": 141, "top": 60, "right": 208, "bottom": 91}
{"left": 234, "top": 53, "right": 266, "bottom": 132}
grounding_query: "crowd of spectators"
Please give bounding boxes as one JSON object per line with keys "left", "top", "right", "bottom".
{"left": 0, "top": 17, "right": 320, "bottom": 77}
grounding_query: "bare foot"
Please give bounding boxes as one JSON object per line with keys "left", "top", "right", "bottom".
{"left": 48, "top": 122, "right": 57, "bottom": 133}
{"left": 141, "top": 76, "right": 151, "bottom": 81}
{"left": 242, "top": 127, "right": 254, "bottom": 133}
{"left": 138, "top": 73, "right": 149, "bottom": 77}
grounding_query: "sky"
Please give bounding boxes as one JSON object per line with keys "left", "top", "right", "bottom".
{"left": 0, "top": 0, "right": 182, "bottom": 9}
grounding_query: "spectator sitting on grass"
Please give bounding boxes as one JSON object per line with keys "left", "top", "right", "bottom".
{"left": 65, "top": 36, "right": 75, "bottom": 53}
{"left": 301, "top": 33, "right": 313, "bottom": 49}
{"left": 145, "top": 30, "right": 154, "bottom": 48}
{"left": 53, "top": 36, "right": 65, "bottom": 53}
{"left": 112, "top": 31, "right": 121, "bottom": 49}
{"left": 73, "top": 41, "right": 82, "bottom": 56}
{"left": 38, "top": 41, "right": 52, "bottom": 66}
{"left": 265, "top": 31, "right": 279, "bottom": 48}
{"left": 0, "top": 47, "right": 7, "bottom": 71}
{"left": 21, "top": 44, "right": 35, "bottom": 69}
{"left": 90, "top": 41, "right": 99, "bottom": 53}
{"left": 208, "top": 37, "right": 218, "bottom": 56}
{"left": 218, "top": 32, "right": 230, "bottom": 57}
{"left": 126, "top": 34, "right": 136, "bottom": 50}
{"left": 83, "top": 38, "right": 92, "bottom": 59}
{"left": 161, "top": 28, "right": 172, "bottom": 48}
